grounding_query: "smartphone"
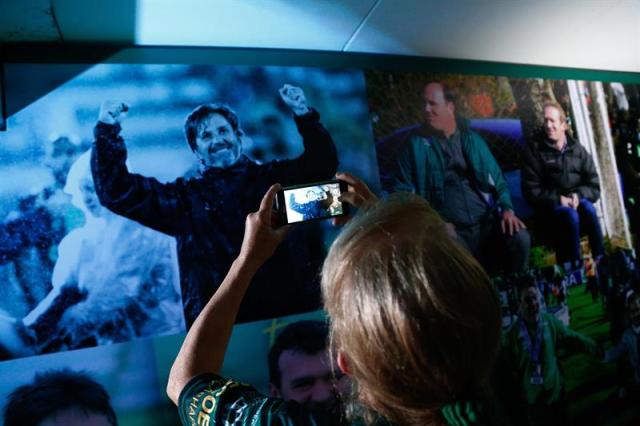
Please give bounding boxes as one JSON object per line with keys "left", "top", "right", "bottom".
{"left": 276, "top": 180, "right": 349, "bottom": 225}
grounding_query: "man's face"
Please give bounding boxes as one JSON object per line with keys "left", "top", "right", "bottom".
{"left": 194, "top": 113, "right": 242, "bottom": 169}
{"left": 520, "top": 287, "right": 541, "bottom": 325}
{"left": 79, "top": 177, "right": 103, "bottom": 217}
{"left": 67, "top": 175, "right": 104, "bottom": 218}
{"left": 39, "top": 407, "right": 111, "bottom": 426}
{"left": 271, "top": 350, "right": 338, "bottom": 407}
{"left": 423, "top": 83, "right": 455, "bottom": 133}
{"left": 629, "top": 296, "right": 640, "bottom": 327}
{"left": 543, "top": 106, "right": 568, "bottom": 144}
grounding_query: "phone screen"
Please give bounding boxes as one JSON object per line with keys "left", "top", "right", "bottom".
{"left": 279, "top": 180, "right": 347, "bottom": 224}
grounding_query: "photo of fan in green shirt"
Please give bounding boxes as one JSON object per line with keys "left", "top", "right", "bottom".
{"left": 502, "top": 279, "right": 601, "bottom": 426}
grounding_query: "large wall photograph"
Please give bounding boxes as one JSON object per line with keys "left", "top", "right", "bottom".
{"left": 0, "top": 62, "right": 377, "bottom": 362}
{"left": 0, "top": 46, "right": 639, "bottom": 425}
{"left": 366, "top": 70, "right": 640, "bottom": 425}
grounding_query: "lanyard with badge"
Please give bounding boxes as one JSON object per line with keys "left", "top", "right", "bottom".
{"left": 519, "top": 318, "right": 544, "bottom": 385}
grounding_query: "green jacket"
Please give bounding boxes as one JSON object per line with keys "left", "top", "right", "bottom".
{"left": 389, "top": 123, "right": 514, "bottom": 213}
{"left": 502, "top": 313, "right": 597, "bottom": 406}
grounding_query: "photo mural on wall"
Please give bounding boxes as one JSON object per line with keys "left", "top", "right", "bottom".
{"left": 0, "top": 53, "right": 639, "bottom": 425}
{"left": 0, "top": 63, "right": 377, "bottom": 361}
{"left": 365, "top": 70, "right": 640, "bottom": 425}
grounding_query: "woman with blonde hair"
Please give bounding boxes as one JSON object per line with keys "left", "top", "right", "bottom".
{"left": 168, "top": 172, "right": 503, "bottom": 426}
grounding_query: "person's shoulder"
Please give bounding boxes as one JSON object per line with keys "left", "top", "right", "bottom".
{"left": 524, "top": 139, "right": 554, "bottom": 169}
{"left": 250, "top": 156, "right": 286, "bottom": 176}
{"left": 459, "top": 121, "right": 482, "bottom": 139}
{"left": 458, "top": 124, "right": 490, "bottom": 151}
{"left": 173, "top": 175, "right": 205, "bottom": 191}
{"left": 501, "top": 321, "right": 524, "bottom": 349}
{"left": 245, "top": 158, "right": 266, "bottom": 170}
{"left": 403, "top": 126, "right": 437, "bottom": 154}
{"left": 569, "top": 136, "right": 592, "bottom": 158}
{"left": 178, "top": 374, "right": 259, "bottom": 424}
{"left": 564, "top": 135, "right": 583, "bottom": 151}
{"left": 541, "top": 312, "right": 564, "bottom": 330}
{"left": 540, "top": 311, "right": 555, "bottom": 321}
{"left": 455, "top": 118, "right": 480, "bottom": 138}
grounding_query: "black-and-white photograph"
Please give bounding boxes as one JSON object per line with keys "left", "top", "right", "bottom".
{"left": 0, "top": 63, "right": 376, "bottom": 360}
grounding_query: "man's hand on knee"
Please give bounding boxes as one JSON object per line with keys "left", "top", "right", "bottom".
{"left": 570, "top": 193, "right": 580, "bottom": 209}
{"left": 560, "top": 195, "right": 574, "bottom": 209}
{"left": 501, "top": 210, "right": 526, "bottom": 236}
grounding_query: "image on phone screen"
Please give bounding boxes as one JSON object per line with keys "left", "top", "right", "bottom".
{"left": 280, "top": 181, "right": 347, "bottom": 224}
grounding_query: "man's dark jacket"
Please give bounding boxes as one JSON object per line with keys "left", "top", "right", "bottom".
{"left": 91, "top": 109, "right": 338, "bottom": 326}
{"left": 521, "top": 133, "right": 600, "bottom": 211}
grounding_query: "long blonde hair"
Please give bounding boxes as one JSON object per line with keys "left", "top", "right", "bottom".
{"left": 321, "top": 193, "right": 501, "bottom": 425}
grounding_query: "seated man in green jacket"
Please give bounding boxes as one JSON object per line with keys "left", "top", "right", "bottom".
{"left": 502, "top": 280, "right": 600, "bottom": 426}
{"left": 388, "top": 81, "right": 529, "bottom": 274}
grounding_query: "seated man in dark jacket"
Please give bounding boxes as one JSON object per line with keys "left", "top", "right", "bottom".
{"left": 521, "top": 101, "right": 604, "bottom": 267}
{"left": 91, "top": 84, "right": 338, "bottom": 326}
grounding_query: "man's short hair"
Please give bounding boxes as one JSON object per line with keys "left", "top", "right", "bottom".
{"left": 543, "top": 101, "right": 567, "bottom": 123}
{"left": 268, "top": 320, "right": 329, "bottom": 389}
{"left": 184, "top": 103, "right": 242, "bottom": 152}
{"left": 3, "top": 369, "right": 117, "bottom": 426}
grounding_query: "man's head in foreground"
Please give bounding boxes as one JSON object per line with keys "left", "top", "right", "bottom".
{"left": 3, "top": 369, "right": 117, "bottom": 426}
{"left": 268, "top": 320, "right": 343, "bottom": 411}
